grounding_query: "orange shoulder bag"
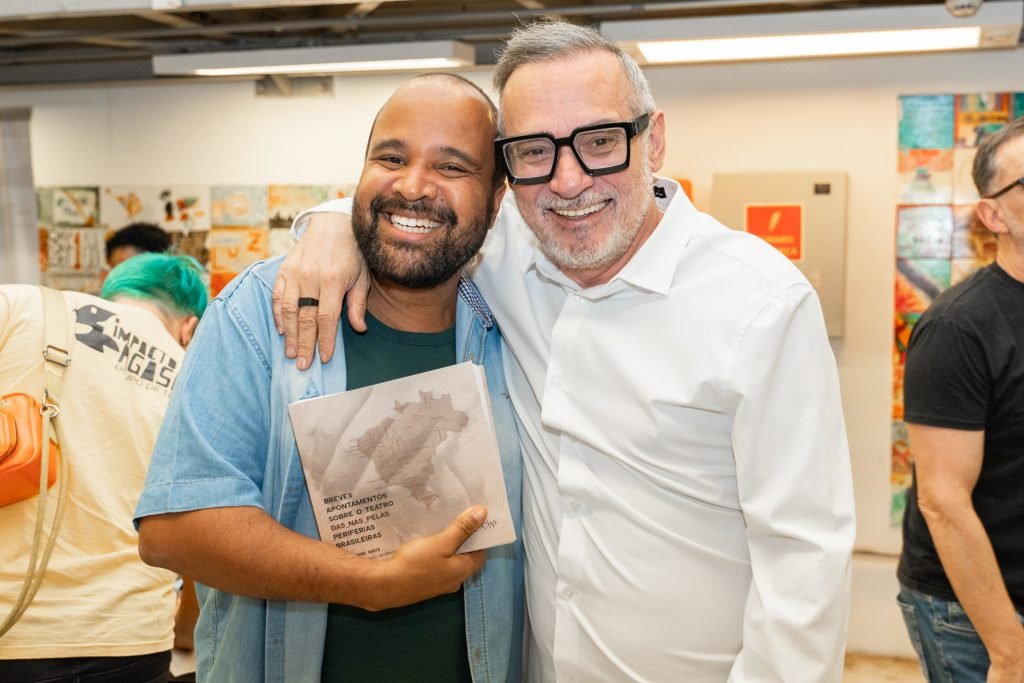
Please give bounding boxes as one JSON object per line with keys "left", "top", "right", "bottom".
{"left": 0, "top": 286, "right": 71, "bottom": 637}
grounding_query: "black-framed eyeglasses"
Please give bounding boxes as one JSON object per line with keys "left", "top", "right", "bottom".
{"left": 985, "top": 176, "right": 1024, "bottom": 199}
{"left": 494, "top": 113, "right": 651, "bottom": 186}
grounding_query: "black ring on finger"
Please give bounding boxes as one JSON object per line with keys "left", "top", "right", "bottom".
{"left": 297, "top": 297, "right": 320, "bottom": 308}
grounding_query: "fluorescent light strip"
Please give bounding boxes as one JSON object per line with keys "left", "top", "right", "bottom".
{"left": 192, "top": 57, "right": 468, "bottom": 76}
{"left": 637, "top": 26, "right": 983, "bottom": 64}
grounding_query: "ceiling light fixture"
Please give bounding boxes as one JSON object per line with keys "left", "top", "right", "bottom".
{"left": 602, "top": 1, "right": 1022, "bottom": 66}
{"left": 153, "top": 41, "right": 475, "bottom": 77}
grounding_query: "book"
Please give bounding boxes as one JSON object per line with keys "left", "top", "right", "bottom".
{"left": 288, "top": 361, "right": 515, "bottom": 559}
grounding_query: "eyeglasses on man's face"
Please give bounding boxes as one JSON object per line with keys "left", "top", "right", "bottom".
{"left": 984, "top": 176, "right": 1024, "bottom": 199}
{"left": 494, "top": 113, "right": 651, "bottom": 186}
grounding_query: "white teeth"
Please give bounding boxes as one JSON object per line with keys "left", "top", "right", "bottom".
{"left": 388, "top": 214, "right": 441, "bottom": 233}
{"left": 552, "top": 201, "right": 609, "bottom": 218}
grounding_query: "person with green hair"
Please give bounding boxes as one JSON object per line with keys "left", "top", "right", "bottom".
{"left": 102, "top": 252, "right": 208, "bottom": 346}
{"left": 0, "top": 252, "right": 207, "bottom": 682}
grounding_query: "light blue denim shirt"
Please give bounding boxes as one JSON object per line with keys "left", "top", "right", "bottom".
{"left": 135, "top": 257, "right": 524, "bottom": 683}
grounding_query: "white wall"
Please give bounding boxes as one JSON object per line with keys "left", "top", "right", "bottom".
{"left": 4, "top": 48, "right": 1023, "bottom": 657}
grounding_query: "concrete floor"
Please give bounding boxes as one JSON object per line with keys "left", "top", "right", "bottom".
{"left": 844, "top": 654, "right": 924, "bottom": 682}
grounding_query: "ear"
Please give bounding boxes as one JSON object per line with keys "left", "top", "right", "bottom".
{"left": 490, "top": 182, "right": 507, "bottom": 230}
{"left": 975, "top": 198, "right": 1008, "bottom": 236}
{"left": 647, "top": 110, "right": 667, "bottom": 174}
{"left": 178, "top": 315, "right": 200, "bottom": 349}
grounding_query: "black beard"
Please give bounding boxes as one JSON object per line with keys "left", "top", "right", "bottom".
{"left": 352, "top": 195, "right": 491, "bottom": 290}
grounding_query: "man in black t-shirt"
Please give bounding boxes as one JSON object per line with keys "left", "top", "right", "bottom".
{"left": 898, "top": 116, "right": 1024, "bottom": 683}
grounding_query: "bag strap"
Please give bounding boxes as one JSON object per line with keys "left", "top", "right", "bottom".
{"left": 0, "top": 286, "right": 72, "bottom": 637}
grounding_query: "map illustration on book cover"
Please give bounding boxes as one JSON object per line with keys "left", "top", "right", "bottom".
{"left": 288, "top": 361, "right": 515, "bottom": 559}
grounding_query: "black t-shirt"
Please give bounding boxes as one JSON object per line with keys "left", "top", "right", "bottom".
{"left": 897, "top": 263, "right": 1024, "bottom": 611}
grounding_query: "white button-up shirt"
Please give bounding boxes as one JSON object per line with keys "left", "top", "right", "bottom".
{"left": 298, "top": 178, "right": 855, "bottom": 682}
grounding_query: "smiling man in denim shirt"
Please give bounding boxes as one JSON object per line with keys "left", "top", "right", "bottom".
{"left": 133, "top": 74, "right": 523, "bottom": 683}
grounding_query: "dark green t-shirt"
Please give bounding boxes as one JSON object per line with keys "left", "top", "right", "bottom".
{"left": 320, "top": 310, "right": 471, "bottom": 683}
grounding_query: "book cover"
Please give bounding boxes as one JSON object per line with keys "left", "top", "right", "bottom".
{"left": 288, "top": 361, "right": 515, "bottom": 559}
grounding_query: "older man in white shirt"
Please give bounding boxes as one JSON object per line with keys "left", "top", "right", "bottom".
{"left": 279, "top": 20, "right": 855, "bottom": 683}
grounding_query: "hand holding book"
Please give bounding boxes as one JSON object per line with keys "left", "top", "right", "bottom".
{"left": 359, "top": 504, "right": 489, "bottom": 611}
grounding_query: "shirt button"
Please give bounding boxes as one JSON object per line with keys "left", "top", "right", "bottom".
{"left": 561, "top": 587, "right": 574, "bottom": 600}
{"left": 550, "top": 376, "right": 562, "bottom": 389}
{"left": 570, "top": 501, "right": 582, "bottom": 513}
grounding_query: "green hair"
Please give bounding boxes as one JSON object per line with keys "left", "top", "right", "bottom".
{"left": 102, "top": 252, "right": 208, "bottom": 319}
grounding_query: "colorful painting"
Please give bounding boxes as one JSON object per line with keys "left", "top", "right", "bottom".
{"left": 895, "top": 258, "right": 950, "bottom": 315}
{"left": 99, "top": 186, "right": 167, "bottom": 228}
{"left": 36, "top": 180, "right": 356, "bottom": 297}
{"left": 952, "top": 148, "right": 979, "bottom": 205}
{"left": 954, "top": 93, "right": 1011, "bottom": 148}
{"left": 892, "top": 364, "right": 905, "bottom": 422}
{"left": 155, "top": 186, "right": 211, "bottom": 233}
{"left": 890, "top": 421, "right": 912, "bottom": 527}
{"left": 896, "top": 206, "right": 952, "bottom": 259}
{"left": 890, "top": 91, "right": 1007, "bottom": 525}
{"left": 893, "top": 311, "right": 921, "bottom": 367}
{"left": 268, "top": 185, "right": 330, "bottom": 228}
{"left": 896, "top": 149, "right": 953, "bottom": 204}
{"left": 45, "top": 227, "right": 106, "bottom": 277}
{"left": 211, "top": 186, "right": 268, "bottom": 227}
{"left": 170, "top": 231, "right": 210, "bottom": 266}
{"left": 51, "top": 187, "right": 99, "bottom": 227}
{"left": 206, "top": 227, "right": 269, "bottom": 296}
{"left": 898, "top": 95, "right": 954, "bottom": 150}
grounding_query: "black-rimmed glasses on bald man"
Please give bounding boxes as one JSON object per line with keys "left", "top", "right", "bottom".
{"left": 985, "top": 176, "right": 1024, "bottom": 199}
{"left": 495, "top": 113, "right": 651, "bottom": 186}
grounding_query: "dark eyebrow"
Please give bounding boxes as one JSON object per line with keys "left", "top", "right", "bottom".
{"left": 368, "top": 138, "right": 406, "bottom": 156}
{"left": 368, "top": 138, "right": 487, "bottom": 171}
{"left": 438, "top": 145, "right": 486, "bottom": 171}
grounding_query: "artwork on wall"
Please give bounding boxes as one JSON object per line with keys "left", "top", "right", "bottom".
{"left": 100, "top": 186, "right": 165, "bottom": 226}
{"left": 896, "top": 205, "right": 952, "bottom": 259}
{"left": 954, "top": 93, "right": 1011, "bottom": 148}
{"left": 51, "top": 187, "right": 100, "bottom": 227}
{"left": 898, "top": 94, "right": 954, "bottom": 150}
{"left": 952, "top": 148, "right": 979, "bottom": 205}
{"left": 889, "top": 93, "right": 1016, "bottom": 525}
{"left": 38, "top": 182, "right": 356, "bottom": 297}
{"left": 268, "top": 184, "right": 329, "bottom": 228}
{"left": 96, "top": 185, "right": 212, "bottom": 232}
{"left": 896, "top": 150, "right": 953, "bottom": 205}
{"left": 211, "top": 186, "right": 268, "bottom": 227}
{"left": 207, "top": 226, "right": 269, "bottom": 295}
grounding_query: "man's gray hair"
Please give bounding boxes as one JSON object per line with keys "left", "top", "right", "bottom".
{"left": 492, "top": 21, "right": 656, "bottom": 134}
{"left": 972, "top": 116, "right": 1024, "bottom": 197}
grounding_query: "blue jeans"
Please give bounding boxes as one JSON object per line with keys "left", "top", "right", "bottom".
{"left": 898, "top": 584, "right": 999, "bottom": 683}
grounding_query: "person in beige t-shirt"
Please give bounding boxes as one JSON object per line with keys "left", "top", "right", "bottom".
{"left": 0, "top": 253, "right": 206, "bottom": 683}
